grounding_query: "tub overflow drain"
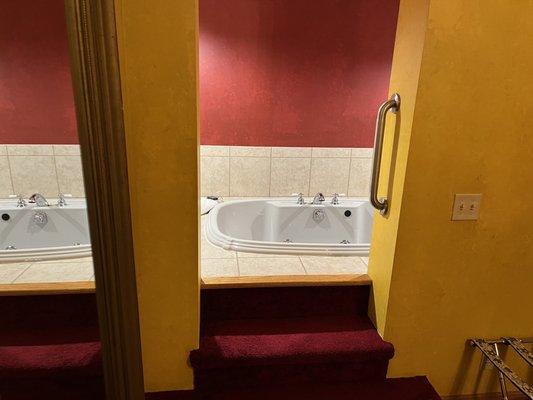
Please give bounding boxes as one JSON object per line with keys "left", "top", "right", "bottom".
{"left": 340, "top": 240, "right": 350, "bottom": 244}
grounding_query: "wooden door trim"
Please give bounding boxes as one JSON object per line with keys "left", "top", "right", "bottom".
{"left": 64, "top": 1, "right": 144, "bottom": 398}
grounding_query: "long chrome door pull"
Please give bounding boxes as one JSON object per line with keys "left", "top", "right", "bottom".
{"left": 370, "top": 93, "right": 400, "bottom": 215}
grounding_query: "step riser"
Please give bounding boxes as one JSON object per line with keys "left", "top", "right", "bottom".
{"left": 194, "top": 359, "right": 389, "bottom": 391}
{"left": 201, "top": 285, "right": 370, "bottom": 321}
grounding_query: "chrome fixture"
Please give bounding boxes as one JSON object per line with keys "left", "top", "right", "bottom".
{"left": 9, "top": 194, "right": 26, "bottom": 208}
{"left": 29, "top": 193, "right": 49, "bottom": 207}
{"left": 311, "top": 193, "right": 325, "bottom": 205}
{"left": 292, "top": 193, "right": 305, "bottom": 205}
{"left": 57, "top": 193, "right": 72, "bottom": 207}
{"left": 370, "top": 93, "right": 401, "bottom": 216}
{"left": 5, "top": 245, "right": 16, "bottom": 250}
{"left": 33, "top": 211, "right": 48, "bottom": 226}
{"left": 471, "top": 337, "right": 533, "bottom": 399}
{"left": 283, "top": 238, "right": 293, "bottom": 243}
{"left": 331, "top": 193, "right": 345, "bottom": 205}
{"left": 312, "top": 209, "right": 325, "bottom": 222}
{"left": 340, "top": 239, "right": 350, "bottom": 244}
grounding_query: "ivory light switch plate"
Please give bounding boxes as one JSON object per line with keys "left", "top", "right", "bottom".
{"left": 452, "top": 194, "right": 482, "bottom": 221}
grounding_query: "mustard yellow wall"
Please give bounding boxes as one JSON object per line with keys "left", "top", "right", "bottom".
{"left": 114, "top": 0, "right": 200, "bottom": 392}
{"left": 368, "top": 0, "right": 430, "bottom": 335}
{"left": 370, "top": 0, "right": 533, "bottom": 395}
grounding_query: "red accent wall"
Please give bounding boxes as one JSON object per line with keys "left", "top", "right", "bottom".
{"left": 0, "top": 1, "right": 78, "bottom": 144}
{"left": 200, "top": 0, "right": 399, "bottom": 148}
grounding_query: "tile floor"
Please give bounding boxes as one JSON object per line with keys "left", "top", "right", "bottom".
{"left": 0, "top": 257, "right": 94, "bottom": 284}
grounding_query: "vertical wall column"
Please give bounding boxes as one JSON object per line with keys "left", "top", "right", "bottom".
{"left": 114, "top": 0, "right": 200, "bottom": 392}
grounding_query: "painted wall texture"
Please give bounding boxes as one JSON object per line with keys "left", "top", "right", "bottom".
{"left": 0, "top": 0, "right": 78, "bottom": 144}
{"left": 115, "top": 0, "right": 200, "bottom": 392}
{"left": 369, "top": 0, "right": 533, "bottom": 396}
{"left": 200, "top": 0, "right": 399, "bottom": 148}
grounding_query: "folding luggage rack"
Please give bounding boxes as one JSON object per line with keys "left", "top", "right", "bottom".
{"left": 471, "top": 337, "right": 533, "bottom": 399}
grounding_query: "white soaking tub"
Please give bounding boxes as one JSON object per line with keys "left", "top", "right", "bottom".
{"left": 0, "top": 199, "right": 91, "bottom": 262}
{"left": 206, "top": 198, "right": 373, "bottom": 256}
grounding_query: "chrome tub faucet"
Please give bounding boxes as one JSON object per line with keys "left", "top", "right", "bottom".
{"left": 311, "top": 192, "right": 325, "bottom": 205}
{"left": 29, "top": 193, "right": 49, "bottom": 207}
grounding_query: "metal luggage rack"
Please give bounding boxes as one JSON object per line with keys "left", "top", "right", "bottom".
{"left": 471, "top": 337, "right": 533, "bottom": 399}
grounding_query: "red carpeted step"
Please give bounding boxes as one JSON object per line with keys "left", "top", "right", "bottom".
{"left": 190, "top": 314, "right": 394, "bottom": 389}
{"left": 146, "top": 376, "right": 441, "bottom": 400}
{"left": 0, "top": 294, "right": 103, "bottom": 393}
{"left": 201, "top": 285, "right": 371, "bottom": 321}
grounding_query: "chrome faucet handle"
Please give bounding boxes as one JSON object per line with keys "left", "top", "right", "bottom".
{"left": 331, "top": 193, "right": 346, "bottom": 205}
{"left": 57, "top": 193, "right": 72, "bottom": 207}
{"left": 291, "top": 193, "right": 305, "bottom": 205}
{"left": 9, "top": 194, "right": 26, "bottom": 208}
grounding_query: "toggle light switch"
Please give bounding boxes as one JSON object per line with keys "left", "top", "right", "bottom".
{"left": 451, "top": 194, "right": 482, "bottom": 221}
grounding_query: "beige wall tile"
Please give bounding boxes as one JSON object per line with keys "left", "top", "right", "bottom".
{"left": 270, "top": 157, "right": 311, "bottom": 196}
{"left": 309, "top": 158, "right": 350, "bottom": 195}
{"left": 238, "top": 257, "right": 305, "bottom": 276}
{"left": 53, "top": 145, "right": 81, "bottom": 155}
{"left": 351, "top": 148, "right": 373, "bottom": 158}
{"left": 201, "top": 156, "right": 230, "bottom": 196}
{"left": 7, "top": 145, "right": 54, "bottom": 156}
{"left": 301, "top": 256, "right": 367, "bottom": 275}
{"left": 230, "top": 146, "right": 271, "bottom": 157}
{"left": 200, "top": 145, "right": 230, "bottom": 157}
{"left": 201, "top": 258, "right": 239, "bottom": 278}
{"left": 348, "top": 157, "right": 372, "bottom": 197}
{"left": 9, "top": 156, "right": 59, "bottom": 197}
{"left": 230, "top": 157, "right": 270, "bottom": 196}
{"left": 0, "top": 145, "right": 7, "bottom": 156}
{"left": 271, "top": 147, "right": 312, "bottom": 158}
{"left": 0, "top": 156, "right": 14, "bottom": 197}
{"left": 311, "top": 147, "right": 351, "bottom": 158}
{"left": 55, "top": 155, "right": 86, "bottom": 197}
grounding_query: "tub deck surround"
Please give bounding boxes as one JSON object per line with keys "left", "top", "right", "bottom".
{"left": 200, "top": 145, "right": 373, "bottom": 198}
{"left": 206, "top": 198, "right": 372, "bottom": 256}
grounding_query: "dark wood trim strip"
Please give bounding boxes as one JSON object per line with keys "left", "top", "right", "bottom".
{"left": 201, "top": 274, "right": 372, "bottom": 289}
{"left": 64, "top": 1, "right": 144, "bottom": 399}
{"left": 0, "top": 281, "right": 95, "bottom": 296}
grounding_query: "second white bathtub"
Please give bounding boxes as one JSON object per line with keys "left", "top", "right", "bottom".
{"left": 206, "top": 198, "right": 373, "bottom": 256}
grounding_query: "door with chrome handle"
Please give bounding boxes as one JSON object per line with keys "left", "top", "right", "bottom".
{"left": 370, "top": 93, "right": 400, "bottom": 215}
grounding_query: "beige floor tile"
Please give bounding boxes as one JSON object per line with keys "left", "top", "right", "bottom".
{"left": 40, "top": 256, "right": 93, "bottom": 263}
{"left": 0, "top": 263, "right": 32, "bottom": 283}
{"left": 201, "top": 258, "right": 239, "bottom": 278}
{"left": 237, "top": 251, "right": 292, "bottom": 258}
{"left": 300, "top": 256, "right": 367, "bottom": 275}
{"left": 14, "top": 261, "right": 94, "bottom": 283}
{"left": 238, "top": 257, "right": 305, "bottom": 276}
{"left": 361, "top": 257, "right": 369, "bottom": 265}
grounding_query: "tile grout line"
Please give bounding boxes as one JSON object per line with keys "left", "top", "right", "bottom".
{"left": 268, "top": 147, "right": 272, "bottom": 197}
{"left": 52, "top": 147, "right": 61, "bottom": 195}
{"left": 347, "top": 155, "right": 354, "bottom": 196}
{"left": 11, "top": 262, "right": 34, "bottom": 283}
{"left": 299, "top": 256, "right": 308, "bottom": 275}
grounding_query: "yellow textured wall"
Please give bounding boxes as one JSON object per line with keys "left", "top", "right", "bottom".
{"left": 371, "top": 0, "right": 533, "bottom": 395}
{"left": 114, "top": 0, "right": 200, "bottom": 392}
{"left": 368, "top": 0, "right": 430, "bottom": 335}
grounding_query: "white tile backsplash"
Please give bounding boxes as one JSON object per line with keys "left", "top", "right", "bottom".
{"left": 0, "top": 145, "right": 85, "bottom": 199}
{"left": 200, "top": 145, "right": 372, "bottom": 198}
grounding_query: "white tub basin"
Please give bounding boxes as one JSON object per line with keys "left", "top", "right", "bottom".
{"left": 206, "top": 198, "right": 373, "bottom": 256}
{"left": 0, "top": 199, "right": 91, "bottom": 262}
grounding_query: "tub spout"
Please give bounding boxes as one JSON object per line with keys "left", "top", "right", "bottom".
{"left": 29, "top": 193, "right": 49, "bottom": 207}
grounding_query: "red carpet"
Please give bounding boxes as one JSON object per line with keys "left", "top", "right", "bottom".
{"left": 191, "top": 286, "right": 397, "bottom": 390}
{"left": 146, "top": 376, "right": 441, "bottom": 399}
{"left": 0, "top": 294, "right": 103, "bottom": 399}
